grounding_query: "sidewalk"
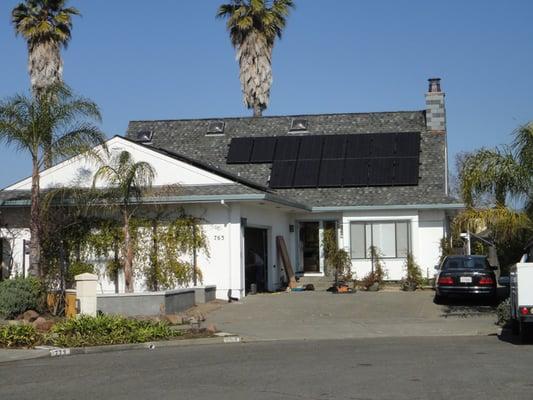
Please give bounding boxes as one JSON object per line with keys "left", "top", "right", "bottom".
{"left": 0, "top": 348, "right": 50, "bottom": 364}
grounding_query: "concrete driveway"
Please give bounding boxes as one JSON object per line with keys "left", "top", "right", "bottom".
{"left": 207, "top": 290, "right": 499, "bottom": 341}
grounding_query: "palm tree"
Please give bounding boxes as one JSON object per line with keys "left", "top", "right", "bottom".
{"left": 217, "top": 0, "right": 294, "bottom": 117}
{"left": 12, "top": 0, "right": 80, "bottom": 96}
{"left": 12, "top": 0, "right": 81, "bottom": 169}
{"left": 0, "top": 84, "right": 105, "bottom": 277}
{"left": 93, "top": 151, "right": 156, "bottom": 293}
{"left": 460, "top": 148, "right": 527, "bottom": 208}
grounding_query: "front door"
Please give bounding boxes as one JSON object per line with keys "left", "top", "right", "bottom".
{"left": 300, "top": 222, "right": 320, "bottom": 273}
{"left": 244, "top": 228, "right": 268, "bottom": 293}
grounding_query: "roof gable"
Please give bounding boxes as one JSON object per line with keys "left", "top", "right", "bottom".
{"left": 4, "top": 136, "right": 236, "bottom": 191}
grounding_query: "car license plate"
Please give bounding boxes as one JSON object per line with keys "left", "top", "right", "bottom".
{"left": 460, "top": 276, "right": 472, "bottom": 283}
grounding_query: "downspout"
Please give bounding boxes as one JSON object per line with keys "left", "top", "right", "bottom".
{"left": 221, "top": 200, "right": 238, "bottom": 302}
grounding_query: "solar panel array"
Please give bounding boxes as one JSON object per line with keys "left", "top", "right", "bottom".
{"left": 226, "top": 133, "right": 421, "bottom": 189}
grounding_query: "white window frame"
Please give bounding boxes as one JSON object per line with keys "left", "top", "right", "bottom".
{"left": 350, "top": 221, "right": 411, "bottom": 259}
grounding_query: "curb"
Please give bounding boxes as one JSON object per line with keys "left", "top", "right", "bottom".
{"left": 48, "top": 334, "right": 242, "bottom": 358}
{"left": 1, "top": 334, "right": 242, "bottom": 363}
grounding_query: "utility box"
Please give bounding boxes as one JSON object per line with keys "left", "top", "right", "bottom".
{"left": 75, "top": 273, "right": 98, "bottom": 317}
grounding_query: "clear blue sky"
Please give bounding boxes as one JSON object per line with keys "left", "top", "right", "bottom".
{"left": 1, "top": 0, "right": 533, "bottom": 188}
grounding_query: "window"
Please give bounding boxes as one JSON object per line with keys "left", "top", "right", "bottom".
{"left": 350, "top": 221, "right": 411, "bottom": 259}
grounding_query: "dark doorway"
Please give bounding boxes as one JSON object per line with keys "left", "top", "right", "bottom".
{"left": 300, "top": 222, "right": 320, "bottom": 273}
{"left": 244, "top": 228, "right": 268, "bottom": 294}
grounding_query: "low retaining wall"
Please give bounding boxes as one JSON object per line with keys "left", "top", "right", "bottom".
{"left": 193, "top": 285, "right": 217, "bottom": 304}
{"left": 97, "top": 289, "right": 195, "bottom": 317}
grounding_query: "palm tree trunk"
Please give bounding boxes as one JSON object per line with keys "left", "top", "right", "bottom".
{"left": 29, "top": 41, "right": 62, "bottom": 170}
{"left": 253, "top": 104, "right": 263, "bottom": 117}
{"left": 28, "top": 156, "right": 41, "bottom": 277}
{"left": 123, "top": 211, "right": 134, "bottom": 293}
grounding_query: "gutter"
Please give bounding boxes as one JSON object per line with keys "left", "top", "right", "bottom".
{"left": 0, "top": 193, "right": 311, "bottom": 211}
{"left": 311, "top": 203, "right": 465, "bottom": 212}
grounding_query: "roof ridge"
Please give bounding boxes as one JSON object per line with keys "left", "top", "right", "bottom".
{"left": 128, "top": 110, "right": 425, "bottom": 124}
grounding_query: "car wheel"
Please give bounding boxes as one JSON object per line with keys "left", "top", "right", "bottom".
{"left": 434, "top": 294, "right": 444, "bottom": 305}
{"left": 511, "top": 318, "right": 520, "bottom": 335}
{"left": 519, "top": 320, "right": 532, "bottom": 344}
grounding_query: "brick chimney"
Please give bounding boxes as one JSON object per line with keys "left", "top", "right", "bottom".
{"left": 425, "top": 78, "right": 446, "bottom": 133}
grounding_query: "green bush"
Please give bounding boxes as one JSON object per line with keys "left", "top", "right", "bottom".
{"left": 401, "top": 254, "right": 424, "bottom": 291}
{"left": 496, "top": 297, "right": 511, "bottom": 326}
{"left": 66, "top": 261, "right": 95, "bottom": 286}
{"left": 48, "top": 315, "right": 181, "bottom": 347}
{"left": 0, "top": 277, "right": 44, "bottom": 319}
{"left": 0, "top": 324, "right": 42, "bottom": 348}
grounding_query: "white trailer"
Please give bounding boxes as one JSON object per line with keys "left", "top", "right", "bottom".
{"left": 510, "top": 247, "right": 533, "bottom": 343}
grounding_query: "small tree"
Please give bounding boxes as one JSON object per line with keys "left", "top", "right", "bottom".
{"left": 323, "top": 228, "right": 352, "bottom": 287}
{"left": 93, "top": 151, "right": 155, "bottom": 293}
{"left": 401, "top": 253, "right": 423, "bottom": 291}
{"left": 361, "top": 246, "right": 386, "bottom": 290}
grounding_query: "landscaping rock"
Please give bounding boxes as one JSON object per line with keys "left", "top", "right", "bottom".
{"left": 164, "top": 314, "right": 184, "bottom": 325}
{"left": 33, "top": 317, "right": 54, "bottom": 332}
{"left": 22, "top": 310, "right": 40, "bottom": 323}
{"left": 206, "top": 324, "right": 217, "bottom": 334}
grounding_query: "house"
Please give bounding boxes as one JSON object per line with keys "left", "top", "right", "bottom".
{"left": 0, "top": 78, "right": 462, "bottom": 299}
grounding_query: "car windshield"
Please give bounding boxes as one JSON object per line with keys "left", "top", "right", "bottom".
{"left": 443, "top": 257, "right": 488, "bottom": 270}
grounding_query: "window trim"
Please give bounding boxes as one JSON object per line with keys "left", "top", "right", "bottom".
{"left": 350, "top": 220, "right": 411, "bottom": 260}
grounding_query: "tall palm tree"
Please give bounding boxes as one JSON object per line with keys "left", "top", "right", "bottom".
{"left": 93, "top": 151, "right": 156, "bottom": 293}
{"left": 12, "top": 0, "right": 80, "bottom": 95}
{"left": 217, "top": 0, "right": 294, "bottom": 117}
{"left": 12, "top": 0, "right": 81, "bottom": 169}
{"left": 0, "top": 84, "right": 105, "bottom": 277}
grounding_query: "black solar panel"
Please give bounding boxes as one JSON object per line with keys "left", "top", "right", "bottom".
{"left": 298, "top": 136, "right": 324, "bottom": 160}
{"left": 319, "top": 159, "right": 345, "bottom": 187}
{"left": 227, "top": 138, "right": 253, "bottom": 163}
{"left": 227, "top": 133, "right": 420, "bottom": 188}
{"left": 270, "top": 161, "right": 297, "bottom": 188}
{"left": 371, "top": 133, "right": 397, "bottom": 157}
{"left": 293, "top": 160, "right": 321, "bottom": 188}
{"left": 345, "top": 135, "right": 372, "bottom": 158}
{"left": 395, "top": 157, "right": 419, "bottom": 185}
{"left": 343, "top": 158, "right": 369, "bottom": 186}
{"left": 322, "top": 135, "right": 347, "bottom": 159}
{"left": 274, "top": 136, "right": 301, "bottom": 161}
{"left": 396, "top": 132, "right": 421, "bottom": 157}
{"left": 368, "top": 158, "right": 395, "bottom": 186}
{"left": 250, "top": 137, "right": 277, "bottom": 163}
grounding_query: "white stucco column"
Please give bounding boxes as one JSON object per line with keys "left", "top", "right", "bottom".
{"left": 75, "top": 273, "right": 98, "bottom": 317}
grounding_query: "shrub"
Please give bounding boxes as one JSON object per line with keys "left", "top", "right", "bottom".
{"left": 361, "top": 247, "right": 386, "bottom": 290}
{"left": 0, "top": 277, "right": 44, "bottom": 319}
{"left": 47, "top": 314, "right": 181, "bottom": 347}
{"left": 496, "top": 297, "right": 511, "bottom": 326}
{"left": 401, "top": 254, "right": 424, "bottom": 291}
{"left": 66, "top": 261, "right": 95, "bottom": 286}
{"left": 0, "top": 324, "right": 42, "bottom": 348}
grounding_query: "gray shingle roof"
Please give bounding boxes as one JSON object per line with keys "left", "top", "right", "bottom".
{"left": 127, "top": 111, "right": 458, "bottom": 207}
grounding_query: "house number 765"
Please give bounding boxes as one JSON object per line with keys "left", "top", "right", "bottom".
{"left": 214, "top": 235, "right": 225, "bottom": 241}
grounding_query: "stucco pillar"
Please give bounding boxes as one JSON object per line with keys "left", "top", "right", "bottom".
{"left": 75, "top": 273, "right": 98, "bottom": 317}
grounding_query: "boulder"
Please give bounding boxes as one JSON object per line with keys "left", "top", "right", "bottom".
{"left": 205, "top": 324, "right": 217, "bottom": 334}
{"left": 164, "top": 314, "right": 184, "bottom": 325}
{"left": 32, "top": 317, "right": 54, "bottom": 332}
{"left": 22, "top": 310, "right": 40, "bottom": 323}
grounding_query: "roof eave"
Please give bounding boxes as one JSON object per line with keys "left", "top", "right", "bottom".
{"left": 311, "top": 203, "right": 465, "bottom": 212}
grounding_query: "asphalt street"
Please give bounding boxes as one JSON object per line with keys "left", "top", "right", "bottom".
{"left": 1, "top": 335, "right": 532, "bottom": 400}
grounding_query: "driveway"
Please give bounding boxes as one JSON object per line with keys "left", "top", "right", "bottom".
{"left": 208, "top": 291, "right": 499, "bottom": 341}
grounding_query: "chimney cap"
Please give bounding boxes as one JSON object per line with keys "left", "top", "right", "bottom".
{"left": 428, "top": 78, "right": 442, "bottom": 93}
